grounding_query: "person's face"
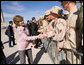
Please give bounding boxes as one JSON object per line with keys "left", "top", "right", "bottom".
{"left": 27, "top": 22, "right": 29, "bottom": 24}
{"left": 40, "top": 19, "right": 43, "bottom": 22}
{"left": 33, "top": 19, "right": 36, "bottom": 22}
{"left": 51, "top": 13, "right": 58, "bottom": 20}
{"left": 52, "top": 14, "right": 58, "bottom": 21}
{"left": 46, "top": 15, "right": 50, "bottom": 21}
{"left": 19, "top": 21, "right": 24, "bottom": 26}
{"left": 29, "top": 21, "right": 32, "bottom": 23}
{"left": 11, "top": 22, "right": 13, "bottom": 25}
{"left": 46, "top": 14, "right": 53, "bottom": 21}
{"left": 80, "top": 1, "right": 83, "bottom": 5}
{"left": 47, "top": 14, "right": 58, "bottom": 21}
{"left": 61, "top": 1, "right": 69, "bottom": 10}
{"left": 50, "top": 15, "right": 55, "bottom": 19}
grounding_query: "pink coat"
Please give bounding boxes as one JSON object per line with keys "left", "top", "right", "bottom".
{"left": 16, "top": 26, "right": 38, "bottom": 51}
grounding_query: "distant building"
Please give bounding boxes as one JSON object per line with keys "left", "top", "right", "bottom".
{"left": 1, "top": 9, "right": 5, "bottom": 23}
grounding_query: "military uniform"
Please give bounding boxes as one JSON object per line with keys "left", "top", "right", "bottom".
{"left": 64, "top": 5, "right": 80, "bottom": 64}
{"left": 76, "top": 4, "right": 83, "bottom": 64}
{"left": 79, "top": 5, "right": 83, "bottom": 32}
{"left": 44, "top": 6, "right": 64, "bottom": 38}
{"left": 43, "top": 6, "right": 66, "bottom": 53}
{"left": 44, "top": 18, "right": 67, "bottom": 64}
{"left": 38, "top": 19, "right": 49, "bottom": 50}
{"left": 45, "top": 20, "right": 56, "bottom": 38}
{"left": 53, "top": 18, "right": 66, "bottom": 44}
{"left": 64, "top": 5, "right": 79, "bottom": 49}
{"left": 38, "top": 16, "right": 44, "bottom": 29}
{"left": 37, "top": 20, "right": 43, "bottom": 29}
{"left": 76, "top": 5, "right": 83, "bottom": 47}
{"left": 38, "top": 20, "right": 49, "bottom": 34}
{"left": 45, "top": 18, "right": 67, "bottom": 41}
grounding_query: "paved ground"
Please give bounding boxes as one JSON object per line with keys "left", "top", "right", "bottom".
{"left": 1, "top": 23, "right": 53, "bottom": 64}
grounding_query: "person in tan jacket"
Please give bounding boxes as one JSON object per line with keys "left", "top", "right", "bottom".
{"left": 59, "top": 1, "right": 80, "bottom": 64}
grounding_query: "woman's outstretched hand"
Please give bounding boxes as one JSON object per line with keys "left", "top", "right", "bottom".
{"left": 38, "top": 34, "right": 45, "bottom": 39}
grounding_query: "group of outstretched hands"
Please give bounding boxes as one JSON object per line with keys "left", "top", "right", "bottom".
{"left": 37, "top": 29, "right": 50, "bottom": 39}
{"left": 37, "top": 34, "right": 63, "bottom": 51}
{"left": 38, "top": 29, "right": 63, "bottom": 51}
{"left": 37, "top": 34, "right": 47, "bottom": 39}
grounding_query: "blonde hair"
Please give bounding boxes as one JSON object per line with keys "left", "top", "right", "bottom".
{"left": 13, "top": 15, "right": 23, "bottom": 26}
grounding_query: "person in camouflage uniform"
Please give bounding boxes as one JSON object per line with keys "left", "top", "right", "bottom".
{"left": 37, "top": 16, "right": 44, "bottom": 29}
{"left": 43, "top": 6, "right": 67, "bottom": 63}
{"left": 59, "top": 1, "right": 80, "bottom": 64}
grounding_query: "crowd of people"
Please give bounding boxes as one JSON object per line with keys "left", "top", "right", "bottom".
{"left": 1, "top": 1, "right": 83, "bottom": 64}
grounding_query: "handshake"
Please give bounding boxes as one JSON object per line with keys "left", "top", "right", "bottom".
{"left": 38, "top": 29, "right": 43, "bottom": 33}
{"left": 37, "top": 34, "right": 47, "bottom": 39}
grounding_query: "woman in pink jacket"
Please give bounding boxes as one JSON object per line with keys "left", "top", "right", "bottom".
{"left": 13, "top": 15, "right": 44, "bottom": 64}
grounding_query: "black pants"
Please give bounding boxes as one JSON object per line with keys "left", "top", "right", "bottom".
{"left": 18, "top": 49, "right": 33, "bottom": 64}
{"left": 9, "top": 36, "right": 15, "bottom": 47}
{"left": 0, "top": 50, "right": 6, "bottom": 64}
{"left": 35, "top": 39, "right": 42, "bottom": 47}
